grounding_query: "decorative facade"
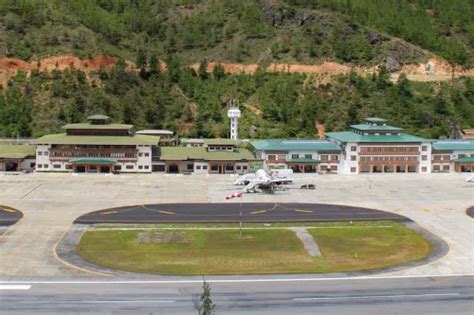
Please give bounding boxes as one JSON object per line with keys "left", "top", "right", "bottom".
{"left": 251, "top": 139, "right": 342, "bottom": 173}
{"left": 326, "top": 118, "right": 432, "bottom": 174}
{"left": 34, "top": 115, "right": 158, "bottom": 173}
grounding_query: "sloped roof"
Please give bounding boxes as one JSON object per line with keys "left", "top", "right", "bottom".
{"left": 365, "top": 117, "right": 387, "bottom": 123}
{"left": 326, "top": 131, "right": 429, "bottom": 143}
{"left": 87, "top": 114, "right": 110, "bottom": 120}
{"left": 34, "top": 134, "right": 159, "bottom": 145}
{"left": 250, "top": 139, "right": 341, "bottom": 151}
{"left": 350, "top": 124, "right": 403, "bottom": 132}
{"left": 62, "top": 123, "right": 133, "bottom": 130}
{"left": 0, "top": 144, "right": 36, "bottom": 159}
{"left": 432, "top": 140, "right": 474, "bottom": 151}
{"left": 204, "top": 138, "right": 238, "bottom": 146}
{"left": 158, "top": 147, "right": 255, "bottom": 161}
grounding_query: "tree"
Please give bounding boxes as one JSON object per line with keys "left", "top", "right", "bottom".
{"left": 212, "top": 63, "right": 225, "bottom": 80}
{"left": 136, "top": 48, "right": 148, "bottom": 79}
{"left": 198, "top": 59, "right": 208, "bottom": 80}
{"left": 149, "top": 53, "right": 160, "bottom": 77}
{"left": 197, "top": 280, "right": 215, "bottom": 315}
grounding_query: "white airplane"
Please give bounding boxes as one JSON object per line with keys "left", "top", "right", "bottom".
{"left": 234, "top": 169, "right": 293, "bottom": 186}
{"left": 465, "top": 174, "right": 474, "bottom": 183}
{"left": 241, "top": 169, "right": 293, "bottom": 194}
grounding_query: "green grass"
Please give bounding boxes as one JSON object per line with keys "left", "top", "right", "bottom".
{"left": 308, "top": 225, "right": 432, "bottom": 272}
{"left": 77, "top": 223, "right": 432, "bottom": 275}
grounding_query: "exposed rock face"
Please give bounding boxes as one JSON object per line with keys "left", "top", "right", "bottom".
{"left": 385, "top": 56, "right": 401, "bottom": 72}
{"left": 295, "top": 12, "right": 315, "bottom": 25}
{"left": 367, "top": 32, "right": 384, "bottom": 44}
{"left": 262, "top": 6, "right": 285, "bottom": 27}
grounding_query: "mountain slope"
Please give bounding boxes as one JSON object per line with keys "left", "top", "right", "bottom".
{"left": 3, "top": 0, "right": 467, "bottom": 67}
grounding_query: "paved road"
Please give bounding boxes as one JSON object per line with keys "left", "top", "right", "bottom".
{"left": 74, "top": 202, "right": 408, "bottom": 224}
{"left": 0, "top": 275, "right": 472, "bottom": 314}
{"left": 0, "top": 206, "right": 22, "bottom": 226}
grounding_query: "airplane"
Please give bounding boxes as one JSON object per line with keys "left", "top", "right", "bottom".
{"left": 240, "top": 169, "right": 293, "bottom": 194}
{"left": 234, "top": 168, "right": 293, "bottom": 186}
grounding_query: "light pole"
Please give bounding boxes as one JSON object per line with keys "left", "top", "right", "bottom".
{"left": 239, "top": 193, "right": 243, "bottom": 238}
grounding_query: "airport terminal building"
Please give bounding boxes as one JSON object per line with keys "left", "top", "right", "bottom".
{"left": 34, "top": 115, "right": 158, "bottom": 173}
{"left": 431, "top": 140, "right": 474, "bottom": 173}
{"left": 250, "top": 139, "right": 342, "bottom": 173}
{"left": 326, "top": 118, "right": 432, "bottom": 174}
{"left": 0, "top": 115, "right": 473, "bottom": 175}
{"left": 155, "top": 139, "right": 257, "bottom": 174}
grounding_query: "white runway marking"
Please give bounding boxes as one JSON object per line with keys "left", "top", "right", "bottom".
{"left": 0, "top": 273, "right": 472, "bottom": 285}
{"left": 292, "top": 293, "right": 461, "bottom": 301}
{"left": 84, "top": 300, "right": 175, "bottom": 304}
{"left": 0, "top": 285, "right": 32, "bottom": 290}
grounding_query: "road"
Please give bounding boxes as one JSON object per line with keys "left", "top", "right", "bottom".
{"left": 74, "top": 202, "right": 407, "bottom": 224}
{"left": 0, "top": 275, "right": 472, "bottom": 314}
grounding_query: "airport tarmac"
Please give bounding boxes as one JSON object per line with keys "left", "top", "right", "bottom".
{"left": 0, "top": 172, "right": 472, "bottom": 277}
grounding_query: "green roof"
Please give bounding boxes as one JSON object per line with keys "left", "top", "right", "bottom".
{"left": 62, "top": 123, "right": 133, "bottom": 130}
{"left": 0, "top": 144, "right": 36, "bottom": 159}
{"left": 432, "top": 141, "right": 474, "bottom": 151}
{"left": 350, "top": 124, "right": 402, "bottom": 131}
{"left": 204, "top": 138, "right": 238, "bottom": 146}
{"left": 453, "top": 157, "right": 474, "bottom": 163}
{"left": 365, "top": 117, "right": 387, "bottom": 123}
{"left": 34, "top": 134, "right": 159, "bottom": 145}
{"left": 159, "top": 147, "right": 255, "bottom": 161}
{"left": 287, "top": 158, "right": 320, "bottom": 163}
{"left": 70, "top": 158, "right": 117, "bottom": 164}
{"left": 326, "top": 131, "right": 429, "bottom": 143}
{"left": 251, "top": 139, "right": 341, "bottom": 152}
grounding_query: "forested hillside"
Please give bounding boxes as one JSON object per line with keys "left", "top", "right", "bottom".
{"left": 0, "top": 0, "right": 473, "bottom": 139}
{"left": 4, "top": 0, "right": 469, "bottom": 66}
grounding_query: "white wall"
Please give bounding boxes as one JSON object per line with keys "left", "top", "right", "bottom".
{"left": 194, "top": 161, "right": 209, "bottom": 173}
{"left": 36, "top": 144, "right": 52, "bottom": 171}
{"left": 419, "top": 143, "right": 432, "bottom": 174}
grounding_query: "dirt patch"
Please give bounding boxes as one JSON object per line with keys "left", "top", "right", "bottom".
{"left": 135, "top": 231, "right": 188, "bottom": 244}
{"left": 1, "top": 54, "right": 473, "bottom": 89}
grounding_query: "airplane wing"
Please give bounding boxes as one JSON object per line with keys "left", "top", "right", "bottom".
{"left": 242, "top": 180, "right": 260, "bottom": 193}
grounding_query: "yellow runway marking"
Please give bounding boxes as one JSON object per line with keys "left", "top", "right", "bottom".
{"left": 141, "top": 205, "right": 176, "bottom": 215}
{"left": 2, "top": 208, "right": 17, "bottom": 213}
{"left": 294, "top": 209, "right": 313, "bottom": 214}
{"left": 0, "top": 205, "right": 20, "bottom": 213}
{"left": 158, "top": 210, "right": 175, "bottom": 215}
{"left": 250, "top": 210, "right": 268, "bottom": 215}
{"left": 100, "top": 211, "right": 117, "bottom": 215}
{"left": 278, "top": 204, "right": 313, "bottom": 214}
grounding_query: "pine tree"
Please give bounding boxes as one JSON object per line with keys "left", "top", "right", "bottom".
{"left": 198, "top": 59, "right": 208, "bottom": 80}
{"left": 149, "top": 53, "right": 160, "bottom": 77}
{"left": 198, "top": 281, "right": 215, "bottom": 315}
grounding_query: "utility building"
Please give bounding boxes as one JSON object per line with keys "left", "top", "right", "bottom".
{"left": 0, "top": 144, "right": 36, "bottom": 172}
{"left": 34, "top": 115, "right": 158, "bottom": 173}
{"left": 326, "top": 118, "right": 432, "bottom": 174}
{"left": 156, "top": 139, "right": 256, "bottom": 174}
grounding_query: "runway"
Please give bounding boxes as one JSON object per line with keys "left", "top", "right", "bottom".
{"left": 0, "top": 206, "right": 22, "bottom": 226}
{"left": 0, "top": 275, "right": 472, "bottom": 314}
{"left": 74, "top": 202, "right": 408, "bottom": 224}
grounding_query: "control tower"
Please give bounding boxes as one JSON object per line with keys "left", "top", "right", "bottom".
{"left": 227, "top": 107, "right": 241, "bottom": 140}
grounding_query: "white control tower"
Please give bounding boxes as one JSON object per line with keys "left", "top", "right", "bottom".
{"left": 227, "top": 107, "right": 241, "bottom": 140}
